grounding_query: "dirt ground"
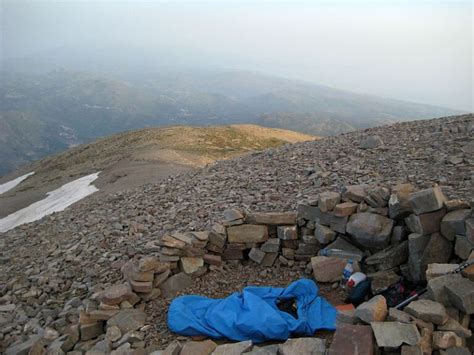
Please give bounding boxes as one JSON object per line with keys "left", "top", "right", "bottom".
{"left": 144, "top": 261, "right": 345, "bottom": 350}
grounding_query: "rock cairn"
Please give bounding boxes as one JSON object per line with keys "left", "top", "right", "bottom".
{"left": 4, "top": 181, "right": 473, "bottom": 354}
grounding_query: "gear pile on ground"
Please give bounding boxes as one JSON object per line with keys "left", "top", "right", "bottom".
{"left": 0, "top": 114, "right": 473, "bottom": 354}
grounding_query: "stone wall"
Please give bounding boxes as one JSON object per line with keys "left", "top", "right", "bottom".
{"left": 9, "top": 183, "right": 473, "bottom": 354}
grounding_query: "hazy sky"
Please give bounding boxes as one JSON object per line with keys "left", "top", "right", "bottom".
{"left": 2, "top": 0, "right": 472, "bottom": 110}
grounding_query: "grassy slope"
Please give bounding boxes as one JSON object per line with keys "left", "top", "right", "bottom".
{"left": 3, "top": 124, "right": 315, "bottom": 191}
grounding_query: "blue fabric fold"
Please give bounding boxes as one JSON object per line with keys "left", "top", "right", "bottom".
{"left": 167, "top": 278, "right": 337, "bottom": 343}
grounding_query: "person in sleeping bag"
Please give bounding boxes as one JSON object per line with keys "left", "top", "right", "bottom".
{"left": 167, "top": 278, "right": 337, "bottom": 343}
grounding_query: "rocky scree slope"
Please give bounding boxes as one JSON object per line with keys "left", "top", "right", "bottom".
{"left": 0, "top": 124, "right": 314, "bottom": 217}
{"left": 0, "top": 114, "right": 472, "bottom": 352}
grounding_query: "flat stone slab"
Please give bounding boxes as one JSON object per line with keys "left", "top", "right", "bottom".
{"left": 245, "top": 212, "right": 296, "bottom": 225}
{"left": 404, "top": 299, "right": 448, "bottom": 325}
{"left": 227, "top": 225, "right": 268, "bottom": 243}
{"left": 371, "top": 321, "right": 421, "bottom": 348}
{"left": 278, "top": 338, "right": 326, "bottom": 355}
{"left": 328, "top": 323, "right": 374, "bottom": 355}
{"left": 181, "top": 340, "right": 217, "bottom": 355}
{"left": 106, "top": 309, "right": 146, "bottom": 334}
{"left": 211, "top": 340, "right": 253, "bottom": 355}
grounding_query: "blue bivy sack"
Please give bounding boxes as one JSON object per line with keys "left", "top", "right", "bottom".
{"left": 167, "top": 278, "right": 337, "bottom": 343}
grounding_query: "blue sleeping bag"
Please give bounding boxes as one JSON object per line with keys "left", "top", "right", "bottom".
{"left": 167, "top": 278, "right": 337, "bottom": 343}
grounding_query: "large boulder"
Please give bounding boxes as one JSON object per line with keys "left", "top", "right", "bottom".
{"left": 346, "top": 213, "right": 394, "bottom": 249}
{"left": 371, "top": 322, "right": 420, "bottom": 348}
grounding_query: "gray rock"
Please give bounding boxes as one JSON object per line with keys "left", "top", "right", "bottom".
{"left": 223, "top": 209, "right": 244, "bottom": 223}
{"left": 440, "top": 209, "right": 471, "bottom": 240}
{"left": 346, "top": 212, "right": 394, "bottom": 249}
{"left": 80, "top": 322, "right": 104, "bottom": 341}
{"left": 106, "top": 309, "right": 145, "bottom": 334}
{"left": 454, "top": 235, "right": 474, "bottom": 260}
{"left": 160, "top": 272, "right": 193, "bottom": 297}
{"left": 161, "top": 341, "right": 182, "bottom": 355}
{"left": 427, "top": 273, "right": 463, "bottom": 306}
{"left": 323, "top": 237, "right": 365, "bottom": 261}
{"left": 5, "top": 335, "right": 42, "bottom": 355}
{"left": 318, "top": 191, "right": 340, "bottom": 212}
{"left": 360, "top": 135, "right": 383, "bottom": 149}
{"left": 314, "top": 223, "right": 336, "bottom": 244}
{"left": 404, "top": 299, "right": 448, "bottom": 325}
{"left": 444, "top": 277, "right": 474, "bottom": 314}
{"left": 408, "top": 186, "right": 446, "bottom": 215}
{"left": 438, "top": 317, "right": 472, "bottom": 338}
{"left": 466, "top": 218, "right": 474, "bottom": 243}
{"left": 343, "top": 184, "right": 369, "bottom": 203}
{"left": 368, "top": 269, "right": 401, "bottom": 293}
{"left": 260, "top": 238, "right": 280, "bottom": 253}
{"left": 244, "top": 344, "right": 279, "bottom": 355}
{"left": 211, "top": 340, "right": 252, "bottom": 355}
{"left": 180, "top": 340, "right": 217, "bottom": 355}
{"left": 405, "top": 209, "right": 446, "bottom": 235}
{"left": 371, "top": 321, "right": 421, "bottom": 348}
{"left": 419, "top": 233, "right": 453, "bottom": 276}
{"left": 426, "top": 263, "right": 459, "bottom": 280}
{"left": 278, "top": 337, "right": 326, "bottom": 355}
{"left": 365, "top": 241, "right": 408, "bottom": 271}
{"left": 408, "top": 233, "right": 430, "bottom": 281}
{"left": 248, "top": 248, "right": 265, "bottom": 264}
{"left": 276, "top": 225, "right": 297, "bottom": 240}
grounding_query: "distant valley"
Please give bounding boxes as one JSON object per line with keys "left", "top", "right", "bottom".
{"left": 0, "top": 69, "right": 461, "bottom": 176}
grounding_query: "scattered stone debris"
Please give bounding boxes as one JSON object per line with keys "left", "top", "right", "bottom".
{"left": 1, "top": 114, "right": 473, "bottom": 354}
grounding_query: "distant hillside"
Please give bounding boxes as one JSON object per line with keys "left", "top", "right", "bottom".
{"left": 0, "top": 124, "right": 314, "bottom": 217}
{"left": 0, "top": 69, "right": 462, "bottom": 176}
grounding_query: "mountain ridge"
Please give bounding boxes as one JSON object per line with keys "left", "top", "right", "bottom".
{"left": 0, "top": 69, "right": 463, "bottom": 176}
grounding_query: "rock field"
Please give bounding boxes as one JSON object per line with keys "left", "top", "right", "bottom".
{"left": 0, "top": 114, "right": 473, "bottom": 354}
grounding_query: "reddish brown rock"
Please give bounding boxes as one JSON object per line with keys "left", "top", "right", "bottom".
{"left": 311, "top": 256, "right": 348, "bottom": 283}
{"left": 328, "top": 323, "right": 374, "bottom": 355}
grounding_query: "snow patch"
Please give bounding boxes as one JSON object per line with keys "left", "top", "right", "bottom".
{"left": 0, "top": 172, "right": 100, "bottom": 233}
{"left": 0, "top": 172, "right": 35, "bottom": 195}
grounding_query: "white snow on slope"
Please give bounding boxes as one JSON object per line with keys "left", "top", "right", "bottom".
{"left": 0, "top": 172, "right": 100, "bottom": 233}
{"left": 0, "top": 172, "right": 35, "bottom": 195}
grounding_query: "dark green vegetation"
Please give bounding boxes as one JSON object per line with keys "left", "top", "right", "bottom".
{"left": 0, "top": 69, "right": 460, "bottom": 176}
